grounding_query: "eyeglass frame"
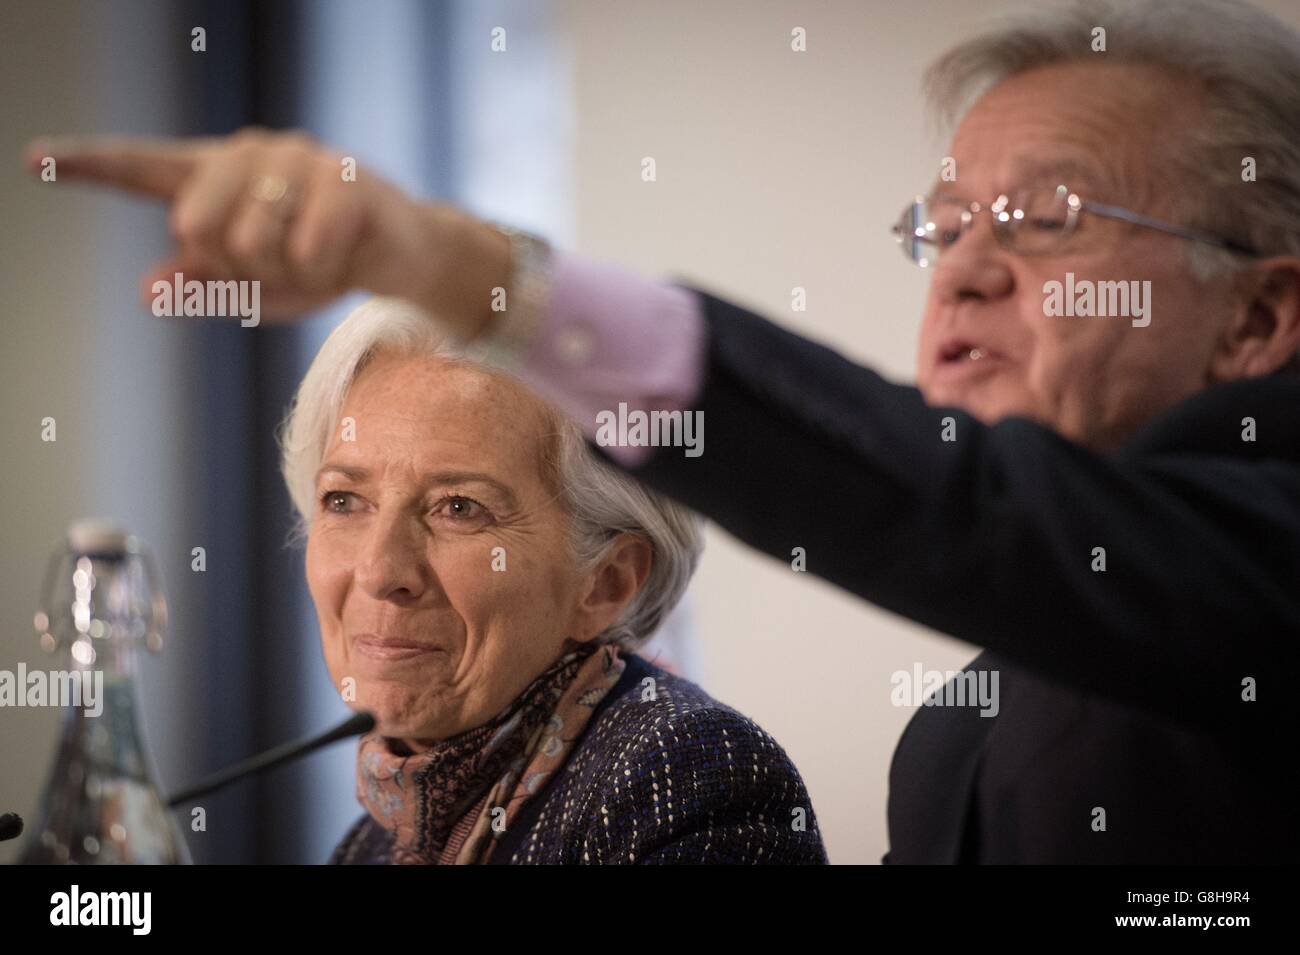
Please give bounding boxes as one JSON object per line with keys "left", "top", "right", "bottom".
{"left": 891, "top": 184, "right": 1260, "bottom": 266}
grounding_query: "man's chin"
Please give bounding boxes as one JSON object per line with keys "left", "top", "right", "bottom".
{"left": 922, "top": 382, "right": 1015, "bottom": 425}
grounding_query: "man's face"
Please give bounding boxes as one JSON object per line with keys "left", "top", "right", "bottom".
{"left": 915, "top": 61, "right": 1235, "bottom": 449}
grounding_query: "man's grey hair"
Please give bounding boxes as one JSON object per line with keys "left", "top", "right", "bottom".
{"left": 277, "top": 296, "right": 702, "bottom": 652}
{"left": 924, "top": 0, "right": 1300, "bottom": 369}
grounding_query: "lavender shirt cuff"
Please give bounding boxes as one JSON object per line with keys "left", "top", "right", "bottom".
{"left": 508, "top": 251, "right": 707, "bottom": 466}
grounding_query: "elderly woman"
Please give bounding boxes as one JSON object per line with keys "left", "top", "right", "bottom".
{"left": 276, "top": 297, "right": 827, "bottom": 864}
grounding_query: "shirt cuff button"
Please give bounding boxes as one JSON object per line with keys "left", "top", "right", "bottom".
{"left": 555, "top": 325, "right": 596, "bottom": 365}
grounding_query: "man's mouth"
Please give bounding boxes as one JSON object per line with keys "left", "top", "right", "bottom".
{"left": 933, "top": 339, "right": 1005, "bottom": 380}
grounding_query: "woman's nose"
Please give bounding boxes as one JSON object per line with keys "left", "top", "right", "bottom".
{"left": 354, "top": 512, "right": 428, "bottom": 602}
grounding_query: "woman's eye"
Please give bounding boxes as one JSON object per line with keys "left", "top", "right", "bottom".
{"left": 320, "top": 490, "right": 355, "bottom": 513}
{"left": 436, "top": 495, "right": 489, "bottom": 523}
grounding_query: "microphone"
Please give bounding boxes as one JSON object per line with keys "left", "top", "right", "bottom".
{"left": 167, "top": 710, "right": 375, "bottom": 808}
{"left": 0, "top": 812, "right": 23, "bottom": 842}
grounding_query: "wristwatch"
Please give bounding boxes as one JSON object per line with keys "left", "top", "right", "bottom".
{"left": 466, "top": 221, "right": 555, "bottom": 374}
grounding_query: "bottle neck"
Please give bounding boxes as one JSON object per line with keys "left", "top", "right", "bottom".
{"left": 55, "top": 641, "right": 151, "bottom": 779}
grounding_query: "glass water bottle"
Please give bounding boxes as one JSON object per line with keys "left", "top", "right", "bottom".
{"left": 21, "top": 519, "right": 191, "bottom": 864}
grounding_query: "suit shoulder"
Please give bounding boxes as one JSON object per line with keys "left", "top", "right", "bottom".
{"left": 586, "top": 659, "right": 783, "bottom": 759}
{"left": 564, "top": 660, "right": 826, "bottom": 863}
{"left": 577, "top": 660, "right": 816, "bottom": 810}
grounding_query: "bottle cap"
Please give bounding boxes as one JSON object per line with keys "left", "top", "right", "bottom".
{"left": 67, "top": 518, "right": 130, "bottom": 556}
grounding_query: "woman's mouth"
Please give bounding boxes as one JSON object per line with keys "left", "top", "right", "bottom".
{"left": 352, "top": 633, "right": 442, "bottom": 662}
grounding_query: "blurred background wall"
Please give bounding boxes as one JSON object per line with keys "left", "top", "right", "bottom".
{"left": 3, "top": 0, "right": 1296, "bottom": 864}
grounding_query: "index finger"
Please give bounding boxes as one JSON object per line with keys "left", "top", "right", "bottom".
{"left": 24, "top": 135, "right": 210, "bottom": 199}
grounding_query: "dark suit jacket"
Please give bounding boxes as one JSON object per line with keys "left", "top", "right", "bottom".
{"left": 617, "top": 287, "right": 1299, "bottom": 864}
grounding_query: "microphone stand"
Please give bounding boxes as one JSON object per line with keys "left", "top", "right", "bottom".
{"left": 167, "top": 711, "right": 375, "bottom": 808}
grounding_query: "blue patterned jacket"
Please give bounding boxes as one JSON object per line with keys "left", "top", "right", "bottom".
{"left": 329, "top": 653, "right": 829, "bottom": 864}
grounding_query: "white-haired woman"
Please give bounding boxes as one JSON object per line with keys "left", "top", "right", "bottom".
{"left": 276, "top": 297, "right": 827, "bottom": 864}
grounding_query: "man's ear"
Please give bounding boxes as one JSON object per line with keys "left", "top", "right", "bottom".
{"left": 569, "top": 533, "right": 653, "bottom": 644}
{"left": 1210, "top": 257, "right": 1300, "bottom": 381}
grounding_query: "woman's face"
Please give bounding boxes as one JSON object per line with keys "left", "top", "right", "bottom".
{"left": 306, "top": 350, "right": 606, "bottom": 745}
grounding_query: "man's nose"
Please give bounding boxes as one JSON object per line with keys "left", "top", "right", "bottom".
{"left": 354, "top": 511, "right": 428, "bottom": 602}
{"left": 929, "top": 217, "right": 1016, "bottom": 303}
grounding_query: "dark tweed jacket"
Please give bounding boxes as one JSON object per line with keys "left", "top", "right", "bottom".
{"left": 329, "top": 653, "right": 829, "bottom": 864}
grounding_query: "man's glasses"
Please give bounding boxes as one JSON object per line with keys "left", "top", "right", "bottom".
{"left": 891, "top": 184, "right": 1259, "bottom": 267}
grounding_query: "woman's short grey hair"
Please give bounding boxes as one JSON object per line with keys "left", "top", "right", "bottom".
{"left": 923, "top": 0, "right": 1300, "bottom": 368}
{"left": 277, "top": 296, "right": 703, "bottom": 651}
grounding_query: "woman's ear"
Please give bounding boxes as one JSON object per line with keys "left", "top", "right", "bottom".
{"left": 569, "top": 533, "right": 653, "bottom": 643}
{"left": 1210, "top": 258, "right": 1300, "bottom": 381}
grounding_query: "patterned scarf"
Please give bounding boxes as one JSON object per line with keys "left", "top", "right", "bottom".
{"left": 355, "top": 642, "right": 625, "bottom": 864}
